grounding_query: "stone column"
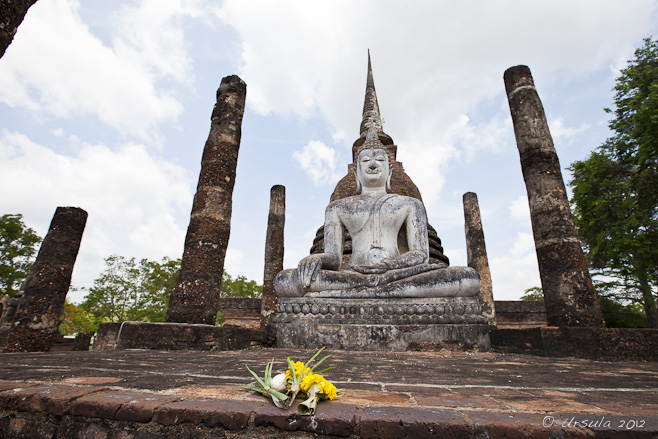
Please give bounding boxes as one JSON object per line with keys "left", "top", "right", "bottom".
{"left": 4, "top": 207, "right": 87, "bottom": 352}
{"left": 463, "top": 192, "right": 495, "bottom": 325}
{"left": 504, "top": 65, "right": 605, "bottom": 328}
{"left": 166, "top": 75, "right": 247, "bottom": 325}
{"left": 261, "top": 185, "right": 285, "bottom": 328}
{"left": 0, "top": 0, "right": 39, "bottom": 59}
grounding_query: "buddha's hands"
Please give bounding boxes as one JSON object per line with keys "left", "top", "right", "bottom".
{"left": 298, "top": 254, "right": 325, "bottom": 288}
{"left": 349, "top": 250, "right": 428, "bottom": 274}
{"left": 349, "top": 262, "right": 391, "bottom": 274}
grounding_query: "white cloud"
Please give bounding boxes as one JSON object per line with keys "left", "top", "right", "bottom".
{"left": 292, "top": 140, "right": 342, "bottom": 185}
{"left": 0, "top": 0, "right": 217, "bottom": 141}
{"left": 0, "top": 129, "right": 193, "bottom": 291}
{"left": 216, "top": 0, "right": 656, "bottom": 212}
{"left": 490, "top": 232, "right": 541, "bottom": 300}
{"left": 112, "top": 0, "right": 211, "bottom": 84}
{"left": 450, "top": 114, "right": 513, "bottom": 162}
{"left": 548, "top": 116, "right": 591, "bottom": 142}
{"left": 509, "top": 195, "right": 531, "bottom": 223}
{"left": 223, "top": 248, "right": 244, "bottom": 276}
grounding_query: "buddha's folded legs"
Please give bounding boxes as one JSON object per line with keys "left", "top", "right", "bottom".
{"left": 274, "top": 264, "right": 480, "bottom": 298}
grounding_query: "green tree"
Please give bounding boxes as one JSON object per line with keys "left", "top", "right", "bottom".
{"left": 569, "top": 37, "right": 658, "bottom": 328}
{"left": 220, "top": 272, "right": 262, "bottom": 298}
{"left": 521, "top": 286, "right": 544, "bottom": 301}
{"left": 59, "top": 301, "right": 97, "bottom": 335}
{"left": 0, "top": 214, "right": 42, "bottom": 297}
{"left": 80, "top": 255, "right": 181, "bottom": 324}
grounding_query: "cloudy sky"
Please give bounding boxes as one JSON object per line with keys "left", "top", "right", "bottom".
{"left": 1, "top": 0, "right": 657, "bottom": 303}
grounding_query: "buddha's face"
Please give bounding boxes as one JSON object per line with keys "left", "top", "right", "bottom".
{"left": 357, "top": 148, "right": 390, "bottom": 189}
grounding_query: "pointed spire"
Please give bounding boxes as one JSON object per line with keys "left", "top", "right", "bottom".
{"left": 359, "top": 49, "right": 384, "bottom": 137}
{"left": 352, "top": 50, "right": 396, "bottom": 162}
{"left": 366, "top": 118, "right": 378, "bottom": 140}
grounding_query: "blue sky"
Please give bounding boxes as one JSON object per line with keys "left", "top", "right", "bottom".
{"left": 1, "top": 0, "right": 657, "bottom": 302}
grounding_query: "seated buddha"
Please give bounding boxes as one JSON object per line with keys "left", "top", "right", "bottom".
{"left": 274, "top": 123, "right": 481, "bottom": 299}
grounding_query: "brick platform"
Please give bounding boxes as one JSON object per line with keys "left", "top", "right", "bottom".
{"left": 0, "top": 349, "right": 657, "bottom": 438}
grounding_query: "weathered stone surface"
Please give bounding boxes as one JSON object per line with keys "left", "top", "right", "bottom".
{"left": 113, "top": 321, "right": 265, "bottom": 351}
{"left": 1, "top": 349, "right": 658, "bottom": 437}
{"left": 275, "top": 296, "right": 486, "bottom": 324}
{"left": 218, "top": 297, "right": 262, "bottom": 328}
{"left": 155, "top": 399, "right": 262, "bottom": 429}
{"left": 463, "top": 192, "right": 495, "bottom": 325}
{"left": 360, "top": 407, "right": 470, "bottom": 439}
{"left": 166, "top": 75, "right": 246, "bottom": 325}
{"left": 69, "top": 391, "right": 177, "bottom": 421}
{"left": 274, "top": 295, "right": 490, "bottom": 351}
{"left": 262, "top": 185, "right": 285, "bottom": 329}
{"left": 93, "top": 322, "right": 121, "bottom": 350}
{"left": 504, "top": 65, "right": 605, "bottom": 328}
{"left": 0, "top": 0, "right": 39, "bottom": 59}
{"left": 0, "top": 293, "right": 22, "bottom": 348}
{"left": 0, "top": 384, "right": 104, "bottom": 416}
{"left": 274, "top": 321, "right": 490, "bottom": 352}
{"left": 3, "top": 207, "right": 87, "bottom": 352}
{"left": 495, "top": 300, "right": 547, "bottom": 329}
{"left": 414, "top": 392, "right": 507, "bottom": 410}
{"left": 491, "top": 326, "right": 658, "bottom": 361}
{"left": 468, "top": 411, "right": 588, "bottom": 439}
{"left": 1, "top": 414, "right": 56, "bottom": 439}
{"left": 72, "top": 331, "right": 92, "bottom": 351}
{"left": 255, "top": 401, "right": 356, "bottom": 436}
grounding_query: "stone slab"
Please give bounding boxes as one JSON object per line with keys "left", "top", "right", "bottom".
{"left": 274, "top": 321, "right": 490, "bottom": 351}
{"left": 113, "top": 321, "right": 266, "bottom": 351}
{"left": 255, "top": 401, "right": 357, "bottom": 436}
{"left": 0, "top": 384, "right": 106, "bottom": 416}
{"left": 491, "top": 327, "right": 658, "bottom": 361}
{"left": 360, "top": 406, "right": 470, "bottom": 439}
{"left": 68, "top": 390, "right": 180, "bottom": 422}
{"left": 155, "top": 398, "right": 264, "bottom": 429}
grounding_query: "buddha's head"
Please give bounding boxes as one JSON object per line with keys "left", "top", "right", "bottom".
{"left": 354, "top": 120, "right": 392, "bottom": 193}
{"left": 356, "top": 147, "right": 392, "bottom": 193}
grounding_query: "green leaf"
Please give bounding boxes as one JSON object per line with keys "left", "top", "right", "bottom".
{"left": 245, "top": 365, "right": 265, "bottom": 388}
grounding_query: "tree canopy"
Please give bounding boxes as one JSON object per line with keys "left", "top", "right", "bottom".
{"left": 221, "top": 272, "right": 262, "bottom": 298}
{"left": 77, "top": 254, "right": 262, "bottom": 327}
{"left": 0, "top": 214, "right": 41, "bottom": 297}
{"left": 569, "top": 37, "right": 658, "bottom": 328}
{"left": 80, "top": 255, "right": 181, "bottom": 324}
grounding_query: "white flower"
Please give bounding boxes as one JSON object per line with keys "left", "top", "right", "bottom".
{"left": 270, "top": 373, "right": 288, "bottom": 393}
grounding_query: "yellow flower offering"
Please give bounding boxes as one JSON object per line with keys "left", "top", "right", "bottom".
{"left": 286, "top": 361, "right": 311, "bottom": 381}
{"left": 300, "top": 373, "right": 337, "bottom": 400}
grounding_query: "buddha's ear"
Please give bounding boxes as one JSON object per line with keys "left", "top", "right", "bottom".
{"left": 354, "top": 167, "right": 361, "bottom": 194}
{"left": 386, "top": 163, "right": 392, "bottom": 191}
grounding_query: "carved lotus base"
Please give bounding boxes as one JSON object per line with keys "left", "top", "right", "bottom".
{"left": 272, "top": 296, "right": 490, "bottom": 351}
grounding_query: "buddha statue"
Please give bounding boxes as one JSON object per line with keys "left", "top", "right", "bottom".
{"left": 271, "top": 53, "right": 489, "bottom": 351}
{"left": 274, "top": 122, "right": 481, "bottom": 299}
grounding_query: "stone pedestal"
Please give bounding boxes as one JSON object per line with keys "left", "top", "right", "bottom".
{"left": 273, "top": 296, "right": 489, "bottom": 351}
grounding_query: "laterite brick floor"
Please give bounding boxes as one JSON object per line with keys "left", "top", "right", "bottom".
{"left": 0, "top": 348, "right": 657, "bottom": 438}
